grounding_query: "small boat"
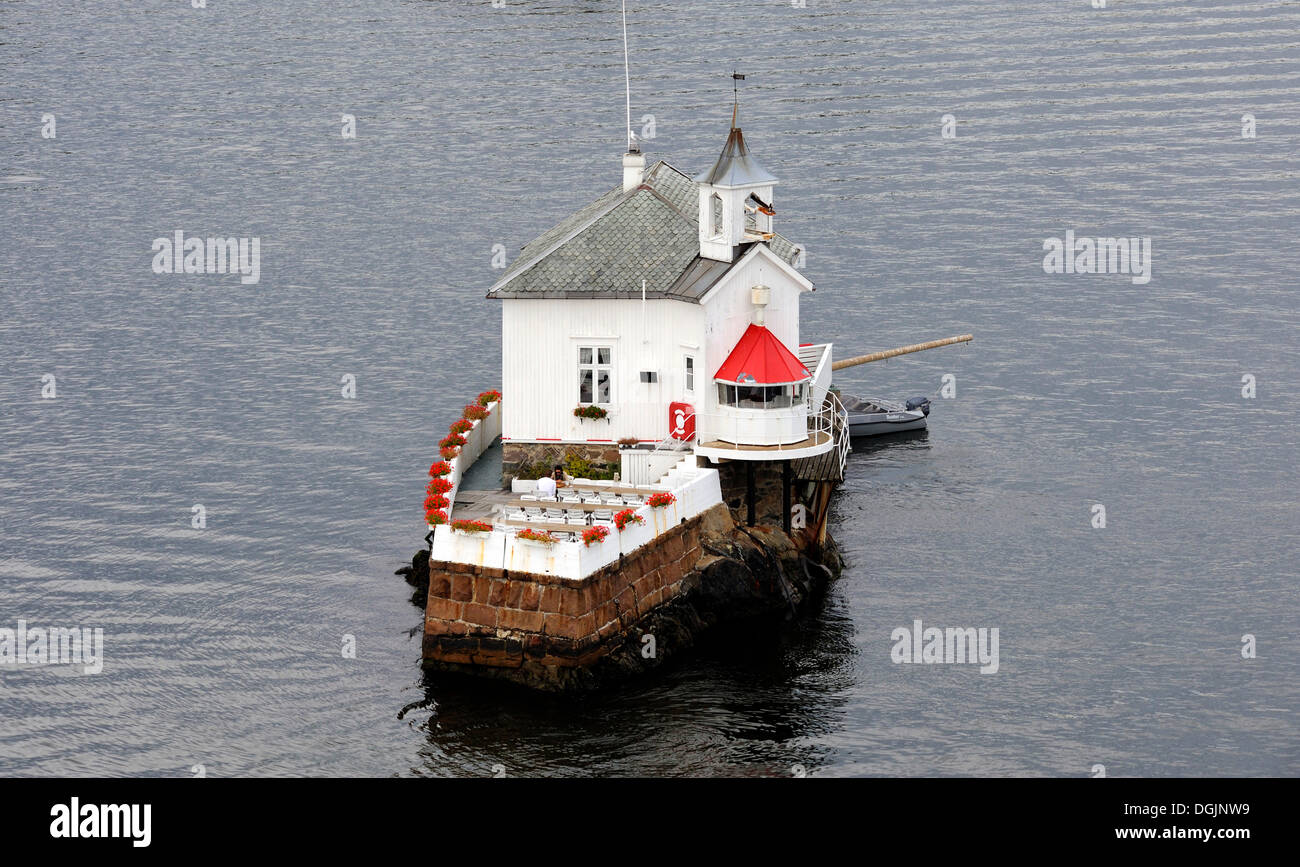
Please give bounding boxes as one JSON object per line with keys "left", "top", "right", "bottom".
{"left": 841, "top": 394, "right": 931, "bottom": 437}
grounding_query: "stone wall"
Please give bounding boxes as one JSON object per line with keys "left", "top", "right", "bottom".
{"left": 502, "top": 441, "right": 621, "bottom": 484}
{"left": 423, "top": 511, "right": 706, "bottom": 677}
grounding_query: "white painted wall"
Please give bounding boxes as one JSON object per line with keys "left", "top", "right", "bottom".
{"left": 698, "top": 247, "right": 810, "bottom": 443}
{"left": 500, "top": 297, "right": 705, "bottom": 444}
{"left": 698, "top": 182, "right": 776, "bottom": 262}
{"left": 497, "top": 246, "right": 812, "bottom": 450}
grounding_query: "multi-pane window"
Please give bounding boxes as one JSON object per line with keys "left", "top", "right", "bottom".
{"left": 578, "top": 346, "right": 612, "bottom": 404}
{"left": 685, "top": 356, "right": 695, "bottom": 393}
{"left": 717, "top": 382, "right": 802, "bottom": 409}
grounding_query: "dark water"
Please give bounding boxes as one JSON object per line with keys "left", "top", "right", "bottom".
{"left": 2, "top": 0, "right": 1297, "bottom": 776}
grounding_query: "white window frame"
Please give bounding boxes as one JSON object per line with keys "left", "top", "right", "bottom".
{"left": 685, "top": 355, "right": 695, "bottom": 394}
{"left": 577, "top": 344, "right": 614, "bottom": 405}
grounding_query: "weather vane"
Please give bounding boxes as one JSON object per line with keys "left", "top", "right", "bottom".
{"left": 732, "top": 70, "right": 746, "bottom": 127}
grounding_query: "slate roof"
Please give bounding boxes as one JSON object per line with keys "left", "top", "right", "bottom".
{"left": 486, "top": 160, "right": 805, "bottom": 301}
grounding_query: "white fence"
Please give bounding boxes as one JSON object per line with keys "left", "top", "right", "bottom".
{"left": 429, "top": 399, "right": 501, "bottom": 531}
{"left": 620, "top": 448, "right": 685, "bottom": 486}
{"left": 431, "top": 467, "right": 724, "bottom": 581}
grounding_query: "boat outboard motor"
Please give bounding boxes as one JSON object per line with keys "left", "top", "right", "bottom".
{"left": 905, "top": 395, "right": 931, "bottom": 416}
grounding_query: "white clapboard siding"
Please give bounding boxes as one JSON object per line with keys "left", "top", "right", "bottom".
{"left": 500, "top": 297, "right": 706, "bottom": 443}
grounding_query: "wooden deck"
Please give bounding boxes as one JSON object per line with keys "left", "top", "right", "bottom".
{"left": 697, "top": 431, "right": 832, "bottom": 452}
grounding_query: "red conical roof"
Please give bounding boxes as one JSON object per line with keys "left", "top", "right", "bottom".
{"left": 713, "top": 324, "right": 812, "bottom": 385}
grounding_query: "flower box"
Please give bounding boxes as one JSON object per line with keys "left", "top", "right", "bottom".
{"left": 451, "top": 519, "right": 493, "bottom": 534}
{"left": 646, "top": 492, "right": 676, "bottom": 509}
{"left": 582, "top": 525, "right": 610, "bottom": 547}
{"left": 516, "top": 528, "right": 556, "bottom": 546}
{"left": 614, "top": 508, "right": 645, "bottom": 532}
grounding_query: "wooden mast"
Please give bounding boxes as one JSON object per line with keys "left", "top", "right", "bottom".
{"left": 830, "top": 334, "right": 973, "bottom": 371}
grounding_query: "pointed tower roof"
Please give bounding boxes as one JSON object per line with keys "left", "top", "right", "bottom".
{"left": 714, "top": 324, "right": 812, "bottom": 385}
{"left": 695, "top": 125, "right": 778, "bottom": 188}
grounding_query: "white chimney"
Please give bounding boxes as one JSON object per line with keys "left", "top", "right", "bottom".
{"left": 623, "top": 145, "right": 646, "bottom": 192}
{"left": 751, "top": 284, "right": 770, "bottom": 326}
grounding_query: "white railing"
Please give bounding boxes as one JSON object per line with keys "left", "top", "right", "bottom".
{"left": 432, "top": 465, "right": 725, "bottom": 580}
{"left": 826, "top": 390, "right": 851, "bottom": 479}
{"left": 696, "top": 396, "right": 839, "bottom": 453}
{"left": 621, "top": 449, "right": 685, "bottom": 486}
{"left": 433, "top": 399, "right": 501, "bottom": 528}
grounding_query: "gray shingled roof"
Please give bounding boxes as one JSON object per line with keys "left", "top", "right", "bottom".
{"left": 486, "top": 160, "right": 804, "bottom": 301}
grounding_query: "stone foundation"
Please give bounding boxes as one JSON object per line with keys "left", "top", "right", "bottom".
{"left": 502, "top": 441, "right": 622, "bottom": 484}
{"left": 420, "top": 498, "right": 843, "bottom": 691}
{"left": 423, "top": 511, "right": 706, "bottom": 688}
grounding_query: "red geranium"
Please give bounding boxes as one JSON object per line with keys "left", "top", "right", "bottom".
{"left": 440, "top": 433, "right": 466, "bottom": 449}
{"left": 425, "top": 508, "right": 448, "bottom": 526}
{"left": 647, "top": 492, "right": 676, "bottom": 509}
{"left": 582, "top": 525, "right": 610, "bottom": 547}
{"left": 428, "top": 460, "right": 452, "bottom": 478}
{"left": 463, "top": 404, "right": 489, "bottom": 421}
{"left": 614, "top": 508, "right": 645, "bottom": 532}
{"left": 477, "top": 389, "right": 502, "bottom": 407}
{"left": 451, "top": 519, "right": 493, "bottom": 533}
{"left": 516, "top": 528, "right": 555, "bottom": 545}
{"left": 427, "top": 477, "right": 453, "bottom": 495}
{"left": 424, "top": 493, "right": 449, "bottom": 511}
{"left": 439, "top": 445, "right": 460, "bottom": 460}
{"left": 448, "top": 418, "right": 474, "bottom": 435}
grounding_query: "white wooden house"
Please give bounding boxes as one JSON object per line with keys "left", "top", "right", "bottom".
{"left": 489, "top": 119, "right": 842, "bottom": 482}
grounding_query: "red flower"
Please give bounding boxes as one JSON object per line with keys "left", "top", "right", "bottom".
{"left": 439, "top": 445, "right": 460, "bottom": 460}
{"left": 516, "top": 528, "right": 555, "bottom": 545}
{"left": 427, "top": 477, "right": 453, "bottom": 496}
{"left": 451, "top": 519, "right": 493, "bottom": 533}
{"left": 428, "top": 460, "right": 452, "bottom": 478}
{"left": 614, "top": 508, "right": 645, "bottom": 532}
{"left": 425, "top": 508, "right": 448, "bottom": 526}
{"left": 440, "top": 433, "right": 467, "bottom": 449}
{"left": 463, "top": 404, "right": 489, "bottom": 421}
{"left": 582, "top": 525, "right": 610, "bottom": 547}
{"left": 424, "top": 493, "right": 449, "bottom": 511}
{"left": 646, "top": 492, "right": 676, "bottom": 508}
{"left": 448, "top": 418, "right": 474, "bottom": 436}
{"left": 477, "top": 389, "right": 502, "bottom": 407}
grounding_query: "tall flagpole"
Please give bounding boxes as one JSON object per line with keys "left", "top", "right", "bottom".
{"left": 622, "top": 0, "right": 633, "bottom": 150}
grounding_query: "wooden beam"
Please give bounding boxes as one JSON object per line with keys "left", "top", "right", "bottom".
{"left": 746, "top": 462, "right": 756, "bottom": 527}
{"left": 831, "top": 334, "right": 972, "bottom": 371}
{"left": 782, "top": 460, "right": 791, "bottom": 534}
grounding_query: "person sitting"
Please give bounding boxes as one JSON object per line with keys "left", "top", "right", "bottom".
{"left": 535, "top": 472, "right": 558, "bottom": 499}
{"left": 550, "top": 464, "right": 570, "bottom": 488}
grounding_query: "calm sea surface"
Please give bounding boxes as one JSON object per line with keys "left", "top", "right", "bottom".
{"left": 1, "top": 0, "right": 1297, "bottom": 776}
